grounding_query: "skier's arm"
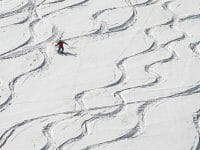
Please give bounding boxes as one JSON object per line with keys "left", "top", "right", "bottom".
{"left": 64, "top": 42, "right": 69, "bottom": 45}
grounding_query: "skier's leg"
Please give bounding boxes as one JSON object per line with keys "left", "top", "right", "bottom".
{"left": 61, "top": 47, "right": 64, "bottom": 53}
{"left": 58, "top": 46, "right": 61, "bottom": 53}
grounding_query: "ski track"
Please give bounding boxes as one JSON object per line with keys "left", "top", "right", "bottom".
{"left": 42, "top": 0, "right": 183, "bottom": 149}
{"left": 41, "top": 0, "right": 90, "bottom": 18}
{"left": 0, "top": 0, "right": 200, "bottom": 149}
{"left": 77, "top": 1, "right": 181, "bottom": 149}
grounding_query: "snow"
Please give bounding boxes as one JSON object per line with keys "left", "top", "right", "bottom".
{"left": 0, "top": 0, "right": 200, "bottom": 149}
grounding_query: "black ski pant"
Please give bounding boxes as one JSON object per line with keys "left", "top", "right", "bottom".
{"left": 58, "top": 46, "right": 64, "bottom": 53}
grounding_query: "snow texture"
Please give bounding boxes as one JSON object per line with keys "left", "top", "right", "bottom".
{"left": 0, "top": 0, "right": 200, "bottom": 149}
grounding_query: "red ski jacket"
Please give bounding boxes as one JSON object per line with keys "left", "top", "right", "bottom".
{"left": 56, "top": 41, "right": 67, "bottom": 47}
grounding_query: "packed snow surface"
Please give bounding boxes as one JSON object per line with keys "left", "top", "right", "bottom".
{"left": 0, "top": 0, "right": 200, "bottom": 149}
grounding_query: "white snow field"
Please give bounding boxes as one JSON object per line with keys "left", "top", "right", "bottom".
{"left": 0, "top": 0, "right": 200, "bottom": 149}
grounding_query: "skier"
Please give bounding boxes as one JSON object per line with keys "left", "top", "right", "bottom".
{"left": 55, "top": 40, "right": 68, "bottom": 54}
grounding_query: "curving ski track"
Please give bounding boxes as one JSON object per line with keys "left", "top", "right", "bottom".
{"left": 0, "top": 0, "right": 200, "bottom": 149}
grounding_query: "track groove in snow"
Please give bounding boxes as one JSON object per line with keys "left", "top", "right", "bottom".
{"left": 0, "top": 0, "right": 200, "bottom": 149}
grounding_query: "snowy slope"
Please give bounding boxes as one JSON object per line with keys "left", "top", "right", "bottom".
{"left": 0, "top": 0, "right": 200, "bottom": 149}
